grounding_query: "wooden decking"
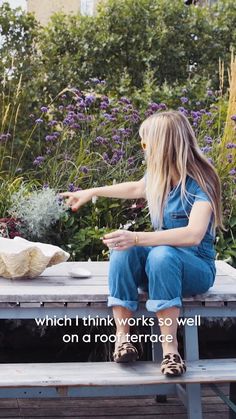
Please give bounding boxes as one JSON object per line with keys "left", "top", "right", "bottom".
{"left": 0, "top": 384, "right": 229, "bottom": 418}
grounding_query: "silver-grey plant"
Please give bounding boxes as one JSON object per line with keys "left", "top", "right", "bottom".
{"left": 8, "top": 186, "right": 67, "bottom": 240}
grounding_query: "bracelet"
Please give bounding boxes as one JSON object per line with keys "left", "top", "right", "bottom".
{"left": 134, "top": 233, "right": 139, "bottom": 245}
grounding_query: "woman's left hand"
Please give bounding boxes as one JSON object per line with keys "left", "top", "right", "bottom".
{"left": 102, "top": 230, "right": 136, "bottom": 250}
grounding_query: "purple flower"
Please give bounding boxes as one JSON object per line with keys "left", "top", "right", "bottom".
{"left": 229, "top": 168, "right": 236, "bottom": 176}
{"left": 128, "top": 157, "right": 134, "bottom": 166}
{"left": 35, "top": 118, "right": 43, "bottom": 124}
{"left": 95, "top": 136, "right": 105, "bottom": 145}
{"left": 227, "top": 154, "right": 233, "bottom": 163}
{"left": 63, "top": 118, "right": 71, "bottom": 126}
{"left": 180, "top": 97, "right": 189, "bottom": 104}
{"left": 111, "top": 107, "right": 120, "bottom": 114}
{"left": 0, "top": 134, "right": 7, "bottom": 142}
{"left": 40, "top": 106, "right": 48, "bottom": 113}
{"left": 204, "top": 136, "right": 213, "bottom": 144}
{"left": 231, "top": 115, "right": 236, "bottom": 122}
{"left": 33, "top": 156, "right": 44, "bottom": 166}
{"left": 191, "top": 111, "right": 201, "bottom": 120}
{"left": 103, "top": 113, "right": 116, "bottom": 121}
{"left": 71, "top": 123, "right": 80, "bottom": 129}
{"left": 78, "top": 100, "right": 86, "bottom": 109}
{"left": 101, "top": 95, "right": 109, "bottom": 103}
{"left": 85, "top": 94, "right": 95, "bottom": 107}
{"left": 80, "top": 166, "right": 88, "bottom": 174}
{"left": 58, "top": 105, "right": 64, "bottom": 111}
{"left": 100, "top": 101, "right": 109, "bottom": 110}
{"left": 159, "top": 103, "right": 167, "bottom": 110}
{"left": 66, "top": 104, "right": 75, "bottom": 111}
{"left": 201, "top": 146, "right": 212, "bottom": 154}
{"left": 45, "top": 135, "right": 55, "bottom": 142}
{"left": 149, "top": 102, "right": 159, "bottom": 112}
{"left": 226, "top": 143, "right": 236, "bottom": 149}
{"left": 178, "top": 107, "right": 188, "bottom": 116}
{"left": 112, "top": 135, "right": 121, "bottom": 143}
{"left": 76, "top": 113, "right": 85, "bottom": 121}
{"left": 207, "top": 89, "right": 213, "bottom": 97}
{"left": 102, "top": 152, "right": 109, "bottom": 162}
{"left": 68, "top": 183, "right": 76, "bottom": 192}
{"left": 52, "top": 131, "right": 61, "bottom": 137}
{"left": 119, "top": 97, "right": 131, "bottom": 105}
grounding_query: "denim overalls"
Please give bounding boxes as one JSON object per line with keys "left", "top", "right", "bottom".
{"left": 107, "top": 175, "right": 217, "bottom": 313}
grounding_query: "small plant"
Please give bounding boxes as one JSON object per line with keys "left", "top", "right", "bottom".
{"left": 8, "top": 185, "right": 67, "bottom": 240}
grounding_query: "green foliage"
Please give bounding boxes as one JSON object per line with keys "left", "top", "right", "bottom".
{"left": 0, "top": 0, "right": 235, "bottom": 263}
{"left": 8, "top": 185, "right": 67, "bottom": 239}
{"left": 215, "top": 217, "right": 236, "bottom": 267}
{"left": 37, "top": 0, "right": 236, "bottom": 99}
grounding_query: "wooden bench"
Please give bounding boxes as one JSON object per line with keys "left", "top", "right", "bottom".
{"left": 0, "top": 260, "right": 235, "bottom": 419}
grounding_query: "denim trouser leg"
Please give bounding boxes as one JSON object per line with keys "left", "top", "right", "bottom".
{"left": 107, "top": 246, "right": 150, "bottom": 311}
{"left": 107, "top": 245, "right": 216, "bottom": 313}
{"left": 145, "top": 245, "right": 216, "bottom": 312}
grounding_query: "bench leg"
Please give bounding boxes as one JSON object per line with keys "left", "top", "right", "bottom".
{"left": 184, "top": 324, "right": 203, "bottom": 419}
{"left": 229, "top": 383, "right": 236, "bottom": 419}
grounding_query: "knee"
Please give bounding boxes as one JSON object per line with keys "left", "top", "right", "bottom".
{"left": 146, "top": 245, "right": 179, "bottom": 270}
{"left": 109, "top": 247, "right": 137, "bottom": 266}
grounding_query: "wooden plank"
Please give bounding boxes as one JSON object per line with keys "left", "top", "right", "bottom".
{"left": 0, "top": 360, "right": 235, "bottom": 387}
{"left": 20, "top": 303, "right": 42, "bottom": 308}
{"left": 0, "top": 386, "right": 229, "bottom": 418}
{"left": 0, "top": 261, "right": 235, "bottom": 304}
{"left": 216, "top": 260, "right": 236, "bottom": 277}
{"left": 204, "top": 301, "right": 225, "bottom": 307}
{"left": 41, "top": 260, "right": 236, "bottom": 278}
{"left": 11, "top": 416, "right": 226, "bottom": 419}
{"left": 7, "top": 404, "right": 228, "bottom": 416}
{"left": 17, "top": 394, "right": 229, "bottom": 408}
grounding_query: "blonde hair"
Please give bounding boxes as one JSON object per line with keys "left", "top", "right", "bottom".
{"left": 139, "top": 110, "right": 224, "bottom": 235}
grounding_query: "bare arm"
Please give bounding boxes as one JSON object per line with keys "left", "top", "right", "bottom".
{"left": 92, "top": 177, "right": 146, "bottom": 200}
{"left": 103, "top": 201, "right": 213, "bottom": 249}
{"left": 136, "top": 201, "right": 213, "bottom": 246}
{"left": 60, "top": 177, "right": 146, "bottom": 211}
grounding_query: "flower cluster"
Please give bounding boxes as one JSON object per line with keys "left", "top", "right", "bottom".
{"left": 29, "top": 85, "right": 235, "bottom": 193}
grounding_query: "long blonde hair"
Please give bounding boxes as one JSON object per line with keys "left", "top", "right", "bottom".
{"left": 139, "top": 110, "right": 224, "bottom": 234}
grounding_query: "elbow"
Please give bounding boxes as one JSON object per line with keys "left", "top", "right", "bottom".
{"left": 191, "top": 237, "right": 202, "bottom": 246}
{"left": 187, "top": 228, "right": 203, "bottom": 246}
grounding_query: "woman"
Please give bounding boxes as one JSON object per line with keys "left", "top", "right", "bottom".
{"left": 61, "top": 110, "right": 224, "bottom": 377}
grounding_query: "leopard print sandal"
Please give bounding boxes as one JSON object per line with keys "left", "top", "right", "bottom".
{"left": 161, "top": 353, "right": 186, "bottom": 377}
{"left": 113, "top": 341, "right": 139, "bottom": 363}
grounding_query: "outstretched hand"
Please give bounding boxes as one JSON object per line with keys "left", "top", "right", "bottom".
{"left": 59, "top": 190, "right": 93, "bottom": 211}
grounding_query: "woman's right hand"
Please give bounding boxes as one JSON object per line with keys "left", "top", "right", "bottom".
{"left": 59, "top": 189, "right": 94, "bottom": 212}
